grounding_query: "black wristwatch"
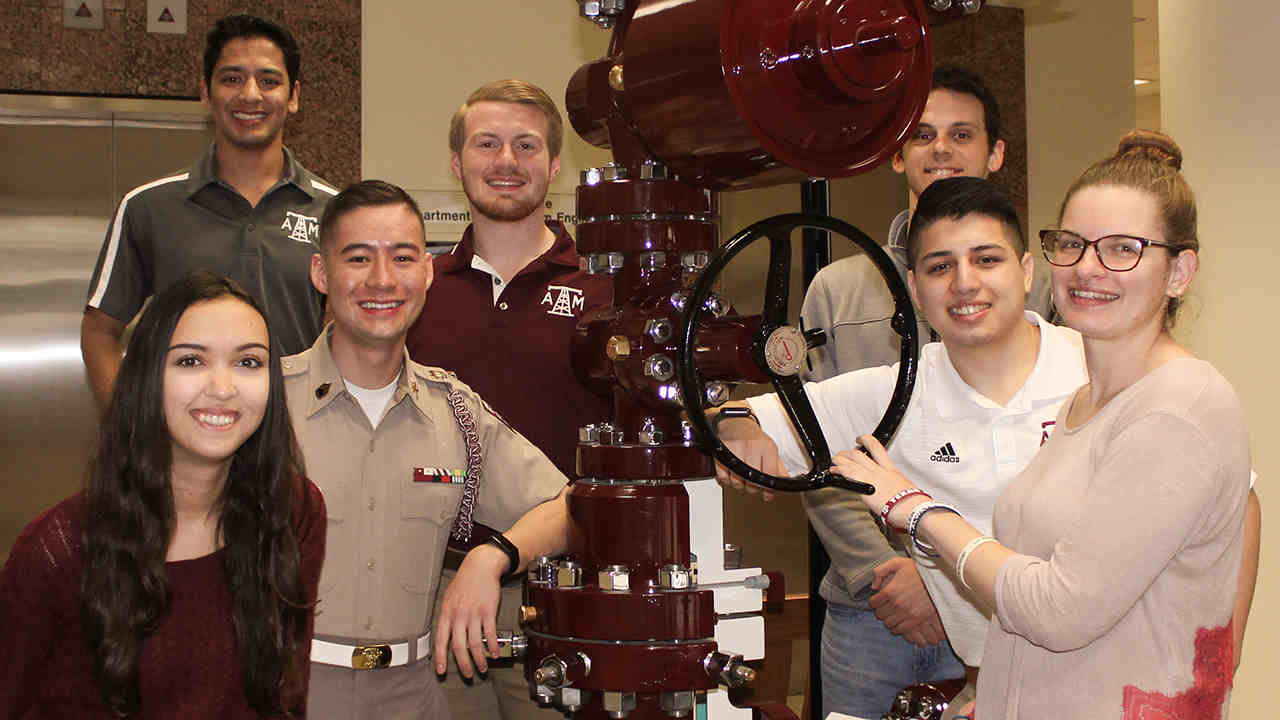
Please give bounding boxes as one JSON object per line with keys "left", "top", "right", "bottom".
{"left": 485, "top": 532, "right": 521, "bottom": 581}
{"left": 710, "top": 406, "right": 760, "bottom": 433}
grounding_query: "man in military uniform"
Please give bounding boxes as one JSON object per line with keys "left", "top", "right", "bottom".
{"left": 284, "top": 180, "right": 572, "bottom": 718}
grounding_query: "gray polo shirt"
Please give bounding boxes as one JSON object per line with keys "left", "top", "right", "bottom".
{"left": 85, "top": 143, "right": 339, "bottom": 355}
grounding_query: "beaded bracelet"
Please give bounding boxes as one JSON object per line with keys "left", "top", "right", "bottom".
{"left": 956, "top": 535, "right": 997, "bottom": 590}
{"left": 879, "top": 488, "right": 931, "bottom": 531}
{"left": 906, "top": 501, "right": 961, "bottom": 557}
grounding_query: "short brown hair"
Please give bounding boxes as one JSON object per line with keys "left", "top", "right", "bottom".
{"left": 448, "top": 79, "right": 564, "bottom": 159}
{"left": 1058, "top": 130, "right": 1198, "bottom": 327}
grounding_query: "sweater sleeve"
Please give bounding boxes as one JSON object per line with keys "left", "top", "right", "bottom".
{"left": 0, "top": 506, "right": 78, "bottom": 719}
{"left": 994, "top": 411, "right": 1235, "bottom": 651}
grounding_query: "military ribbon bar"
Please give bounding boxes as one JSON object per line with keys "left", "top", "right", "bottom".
{"left": 413, "top": 467, "right": 467, "bottom": 484}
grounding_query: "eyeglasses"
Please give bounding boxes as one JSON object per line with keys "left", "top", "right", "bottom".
{"left": 1039, "top": 229, "right": 1181, "bottom": 272}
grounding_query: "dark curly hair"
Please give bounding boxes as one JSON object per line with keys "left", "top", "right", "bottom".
{"left": 80, "top": 270, "right": 310, "bottom": 716}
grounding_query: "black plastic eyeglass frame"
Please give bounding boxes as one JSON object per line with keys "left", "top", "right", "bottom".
{"left": 1039, "top": 228, "right": 1181, "bottom": 272}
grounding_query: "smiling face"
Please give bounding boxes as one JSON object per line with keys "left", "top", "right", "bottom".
{"left": 163, "top": 297, "right": 271, "bottom": 479}
{"left": 893, "top": 88, "right": 1005, "bottom": 205}
{"left": 908, "top": 213, "right": 1034, "bottom": 351}
{"left": 311, "top": 203, "right": 432, "bottom": 355}
{"left": 451, "top": 101, "right": 560, "bottom": 222}
{"left": 1053, "top": 184, "right": 1196, "bottom": 342}
{"left": 201, "top": 36, "right": 298, "bottom": 152}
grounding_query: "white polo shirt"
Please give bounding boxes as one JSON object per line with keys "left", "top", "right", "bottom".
{"left": 748, "top": 311, "right": 1087, "bottom": 665}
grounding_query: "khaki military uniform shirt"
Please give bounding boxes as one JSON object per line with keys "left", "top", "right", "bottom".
{"left": 284, "top": 329, "right": 566, "bottom": 719}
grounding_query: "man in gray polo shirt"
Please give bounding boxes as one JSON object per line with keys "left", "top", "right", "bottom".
{"left": 81, "top": 14, "right": 337, "bottom": 410}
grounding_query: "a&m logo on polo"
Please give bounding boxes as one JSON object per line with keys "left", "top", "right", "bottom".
{"left": 542, "top": 284, "right": 586, "bottom": 317}
{"left": 414, "top": 467, "right": 468, "bottom": 484}
{"left": 282, "top": 211, "right": 320, "bottom": 244}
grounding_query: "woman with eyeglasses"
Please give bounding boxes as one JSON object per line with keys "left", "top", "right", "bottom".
{"left": 831, "top": 130, "right": 1257, "bottom": 719}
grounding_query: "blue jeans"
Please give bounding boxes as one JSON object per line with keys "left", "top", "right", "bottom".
{"left": 821, "top": 599, "right": 964, "bottom": 719}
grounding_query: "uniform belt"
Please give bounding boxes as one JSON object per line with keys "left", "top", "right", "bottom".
{"left": 310, "top": 632, "right": 432, "bottom": 670}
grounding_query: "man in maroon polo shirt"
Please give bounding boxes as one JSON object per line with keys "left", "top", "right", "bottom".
{"left": 405, "top": 79, "right": 610, "bottom": 719}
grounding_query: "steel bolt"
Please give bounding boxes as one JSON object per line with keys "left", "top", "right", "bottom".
{"left": 681, "top": 419, "right": 695, "bottom": 443}
{"left": 520, "top": 603, "right": 541, "bottom": 623}
{"left": 640, "top": 160, "right": 669, "bottom": 179}
{"left": 602, "top": 690, "right": 638, "bottom": 718}
{"left": 638, "top": 418, "right": 665, "bottom": 445}
{"left": 645, "top": 317, "right": 674, "bottom": 344}
{"left": 530, "top": 556, "right": 556, "bottom": 584}
{"left": 660, "top": 690, "right": 696, "bottom": 718}
{"left": 658, "top": 563, "right": 692, "bottom": 589}
{"left": 535, "top": 656, "right": 568, "bottom": 687}
{"left": 606, "top": 336, "right": 631, "bottom": 359}
{"left": 680, "top": 251, "right": 710, "bottom": 271}
{"left": 491, "top": 630, "right": 526, "bottom": 659}
{"left": 705, "top": 381, "right": 730, "bottom": 407}
{"left": 644, "top": 354, "right": 675, "bottom": 382}
{"left": 560, "top": 687, "right": 586, "bottom": 712}
{"left": 595, "top": 423, "right": 624, "bottom": 445}
{"left": 638, "top": 251, "right": 667, "bottom": 269}
{"left": 598, "top": 564, "right": 631, "bottom": 591}
{"left": 555, "top": 560, "right": 585, "bottom": 588}
{"left": 703, "top": 293, "right": 729, "bottom": 318}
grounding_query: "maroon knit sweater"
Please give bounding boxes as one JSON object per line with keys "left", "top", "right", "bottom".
{"left": 0, "top": 481, "right": 325, "bottom": 718}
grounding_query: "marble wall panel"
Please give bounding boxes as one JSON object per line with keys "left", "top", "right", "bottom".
{"left": 934, "top": 7, "right": 1029, "bottom": 232}
{"left": 1, "top": 0, "right": 360, "bottom": 187}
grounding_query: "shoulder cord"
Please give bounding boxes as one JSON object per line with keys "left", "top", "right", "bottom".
{"left": 446, "top": 388, "right": 484, "bottom": 542}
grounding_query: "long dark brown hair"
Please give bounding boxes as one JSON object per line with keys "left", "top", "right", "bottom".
{"left": 80, "top": 270, "right": 309, "bottom": 716}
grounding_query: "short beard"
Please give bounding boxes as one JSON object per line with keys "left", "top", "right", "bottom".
{"left": 467, "top": 192, "right": 544, "bottom": 223}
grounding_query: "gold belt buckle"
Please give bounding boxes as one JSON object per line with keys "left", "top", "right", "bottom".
{"left": 351, "top": 644, "right": 392, "bottom": 670}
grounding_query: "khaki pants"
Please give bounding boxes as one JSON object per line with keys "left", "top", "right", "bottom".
{"left": 433, "top": 569, "right": 563, "bottom": 720}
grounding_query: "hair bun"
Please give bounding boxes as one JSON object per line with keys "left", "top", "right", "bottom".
{"left": 1116, "top": 129, "right": 1183, "bottom": 170}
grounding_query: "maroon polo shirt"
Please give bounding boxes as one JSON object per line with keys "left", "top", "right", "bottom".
{"left": 407, "top": 221, "right": 613, "bottom": 479}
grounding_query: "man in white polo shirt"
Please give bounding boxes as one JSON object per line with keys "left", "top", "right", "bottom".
{"left": 716, "top": 176, "right": 1085, "bottom": 717}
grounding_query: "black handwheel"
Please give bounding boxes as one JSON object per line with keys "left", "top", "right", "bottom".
{"left": 677, "top": 212, "right": 919, "bottom": 494}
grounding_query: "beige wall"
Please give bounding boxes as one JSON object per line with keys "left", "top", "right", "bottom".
{"left": 1136, "top": 92, "right": 1163, "bottom": 131}
{"left": 1019, "top": 0, "right": 1136, "bottom": 232}
{"left": 361, "top": 1, "right": 611, "bottom": 190}
{"left": 1160, "top": 3, "right": 1277, "bottom": 715}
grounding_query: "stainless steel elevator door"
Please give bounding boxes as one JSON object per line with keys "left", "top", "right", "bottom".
{"left": 0, "top": 97, "right": 213, "bottom": 560}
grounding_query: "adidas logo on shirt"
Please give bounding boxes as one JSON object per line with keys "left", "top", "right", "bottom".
{"left": 930, "top": 442, "right": 960, "bottom": 463}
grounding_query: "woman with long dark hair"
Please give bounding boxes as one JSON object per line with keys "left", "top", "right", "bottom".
{"left": 0, "top": 270, "right": 325, "bottom": 717}
{"left": 834, "top": 130, "right": 1253, "bottom": 718}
